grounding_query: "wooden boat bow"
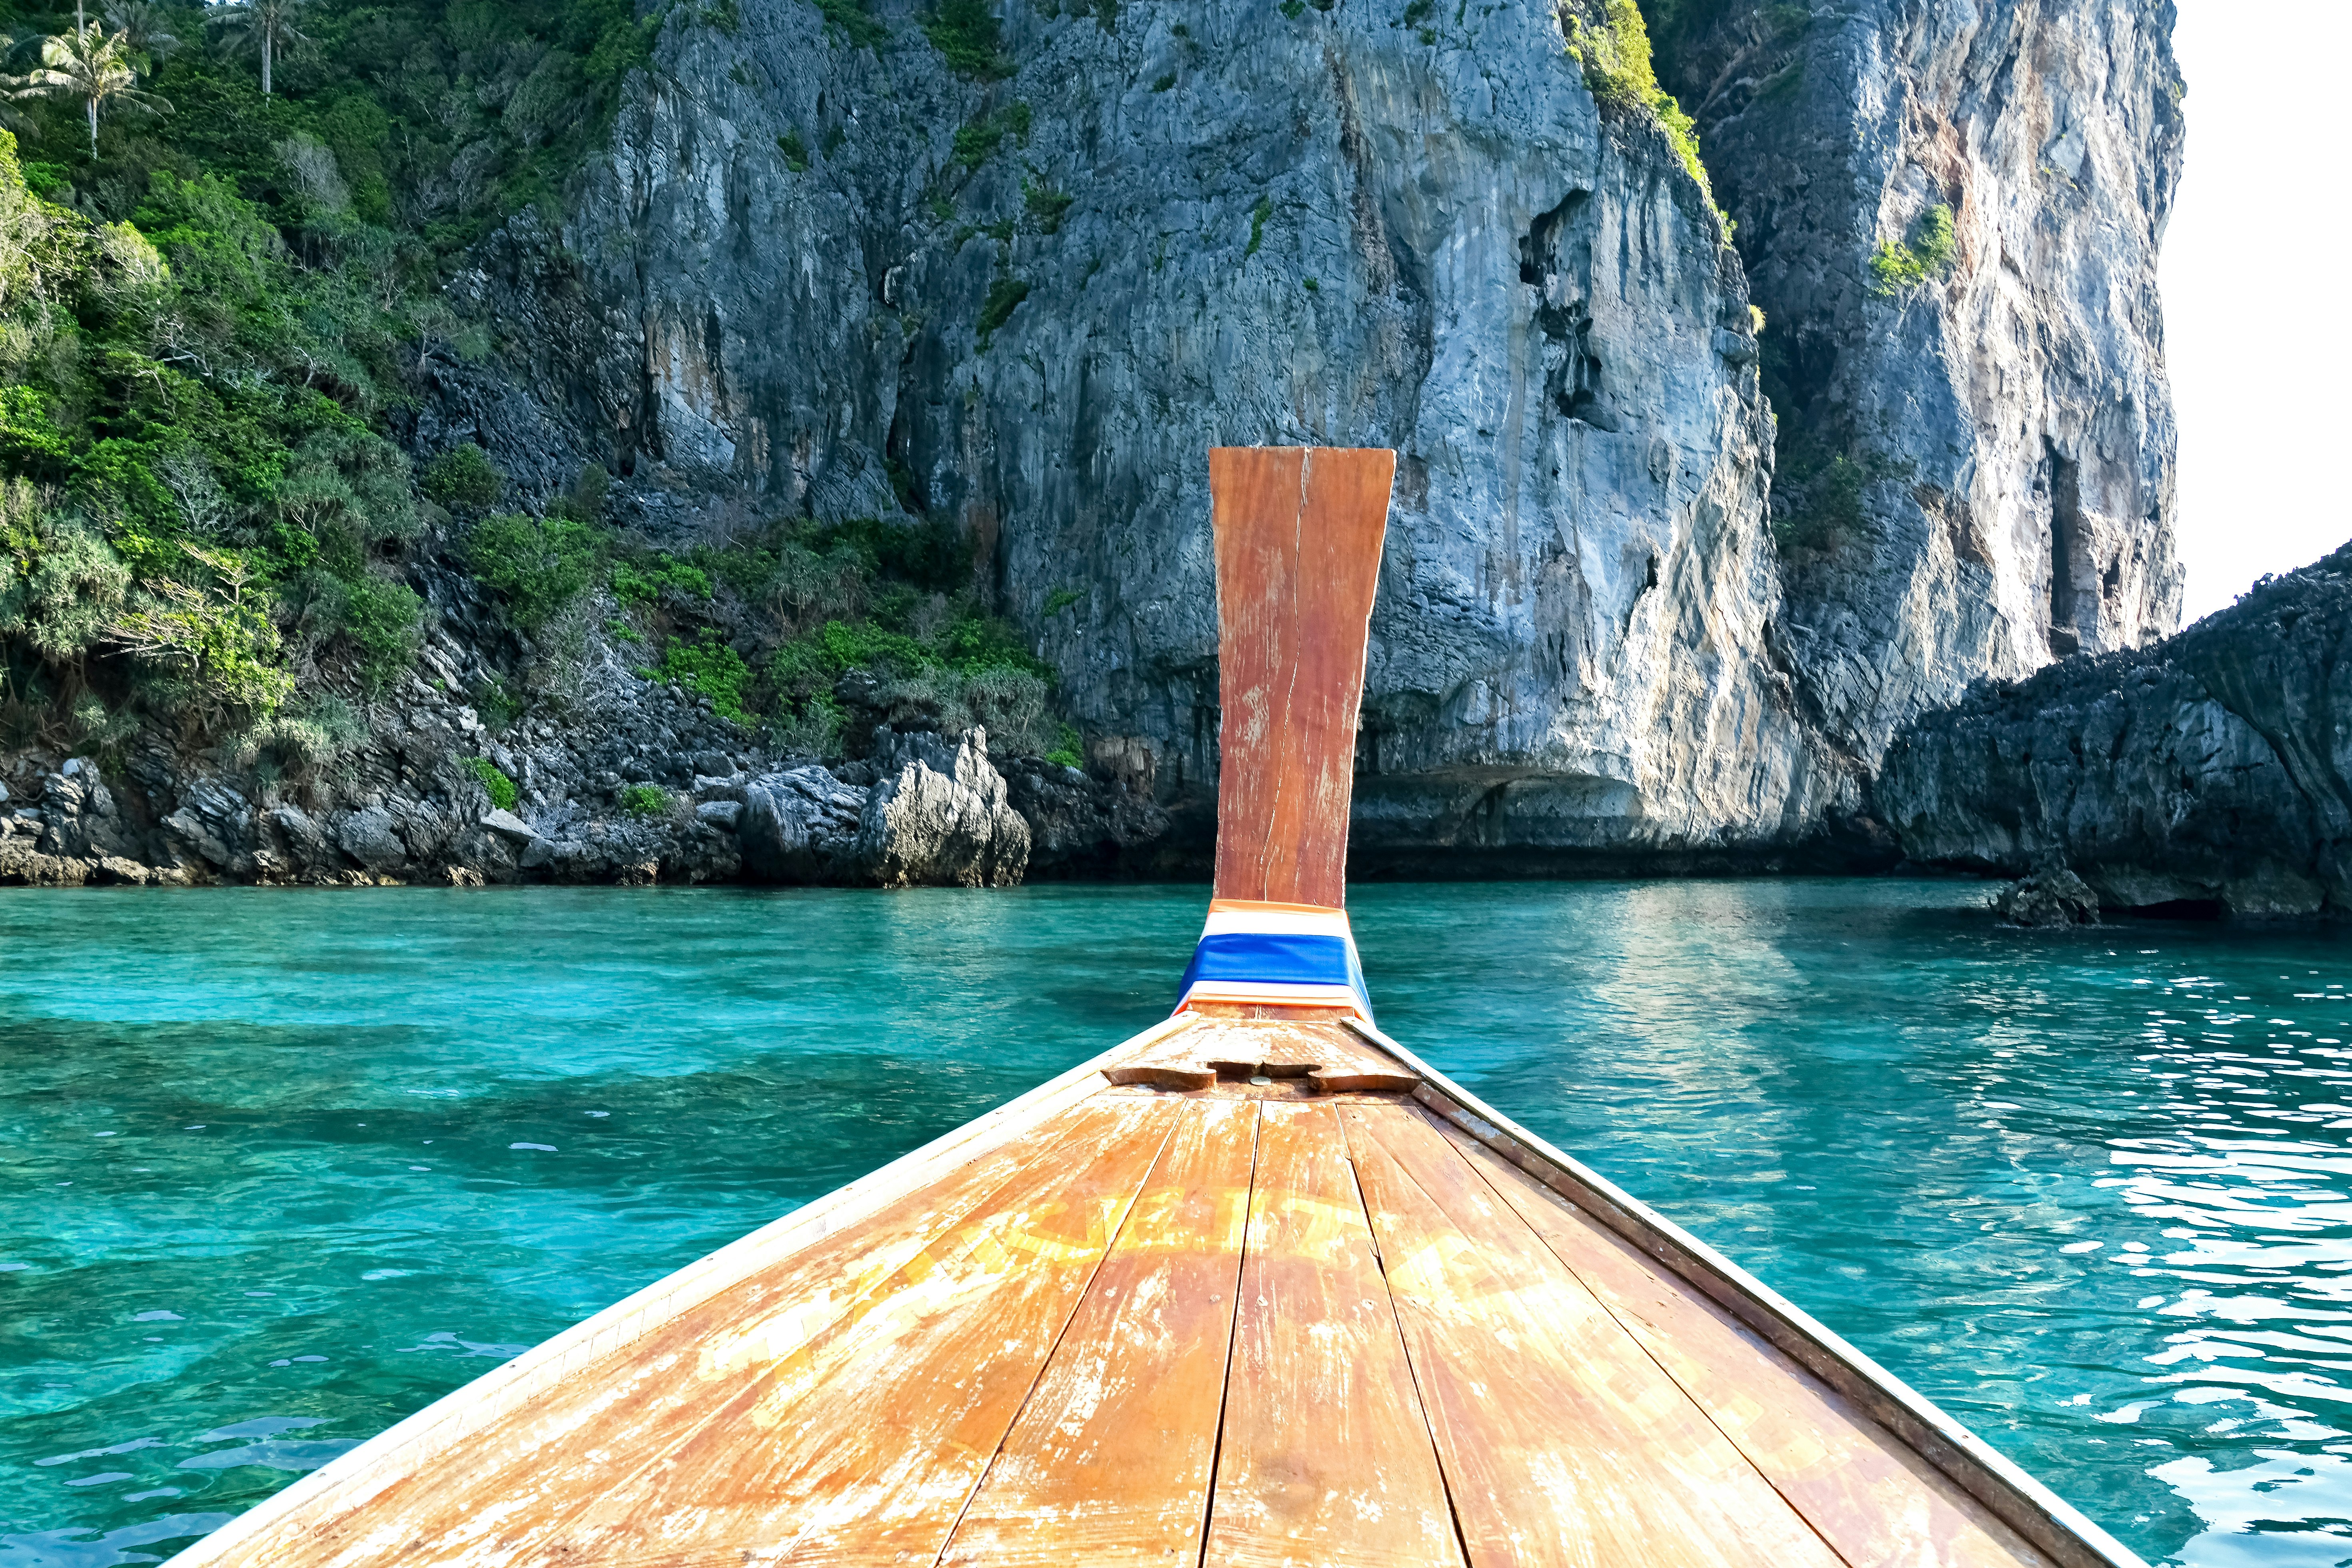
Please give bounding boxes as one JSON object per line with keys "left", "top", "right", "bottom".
{"left": 165, "top": 448, "right": 2143, "bottom": 1568}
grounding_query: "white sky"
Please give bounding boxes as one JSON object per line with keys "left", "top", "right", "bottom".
{"left": 2163, "top": 0, "right": 2352, "bottom": 622}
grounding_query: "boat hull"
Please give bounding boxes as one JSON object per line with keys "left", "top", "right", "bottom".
{"left": 162, "top": 1010, "right": 2141, "bottom": 1568}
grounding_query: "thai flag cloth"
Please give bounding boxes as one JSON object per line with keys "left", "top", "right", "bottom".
{"left": 1172, "top": 899, "right": 1374, "bottom": 1021}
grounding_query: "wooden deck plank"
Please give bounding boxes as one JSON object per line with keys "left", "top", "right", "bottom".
{"left": 184, "top": 1077, "right": 2081, "bottom": 1568}
{"left": 625, "top": 1095, "right": 1177, "bottom": 1567}
{"left": 1099, "top": 1081, "right": 1400, "bottom": 1103}
{"left": 938, "top": 1098, "right": 1260, "bottom": 1564}
{"left": 1427, "top": 1111, "right": 2053, "bottom": 1568}
{"left": 1203, "top": 1102, "right": 1465, "bottom": 1568}
{"left": 1131, "top": 1015, "right": 1404, "bottom": 1080}
{"left": 1207, "top": 447, "right": 1392, "bottom": 908}
{"left": 219, "top": 1098, "right": 1161, "bottom": 1568}
{"left": 288, "top": 1097, "right": 1170, "bottom": 1568}
{"left": 1200, "top": 1017, "right": 1401, "bottom": 1075}
{"left": 1183, "top": 1001, "right": 1366, "bottom": 1023}
{"left": 1337, "top": 1102, "right": 1849, "bottom": 1568}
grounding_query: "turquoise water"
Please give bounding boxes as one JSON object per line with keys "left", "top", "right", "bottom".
{"left": 3, "top": 883, "right": 2351, "bottom": 1566}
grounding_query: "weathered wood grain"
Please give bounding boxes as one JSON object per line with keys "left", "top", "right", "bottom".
{"left": 1204, "top": 1101, "right": 1464, "bottom": 1568}
{"left": 1103, "top": 1063, "right": 1219, "bottom": 1091}
{"left": 169, "top": 1033, "right": 2117, "bottom": 1568}
{"left": 1306, "top": 1067, "right": 1420, "bottom": 1093}
{"left": 1428, "top": 1111, "right": 2051, "bottom": 1568}
{"left": 1376, "top": 1027, "right": 2143, "bottom": 1568}
{"left": 178, "top": 1013, "right": 1207, "bottom": 1568}
{"left": 620, "top": 1097, "right": 1175, "bottom": 1567}
{"left": 1133, "top": 1015, "right": 1404, "bottom": 1082}
{"left": 1207, "top": 447, "right": 1393, "bottom": 909}
{"left": 1338, "top": 1101, "right": 1847, "bottom": 1568}
{"left": 1184, "top": 1002, "right": 1365, "bottom": 1023}
{"left": 939, "top": 1098, "right": 1259, "bottom": 1563}
{"left": 277, "top": 1099, "right": 1167, "bottom": 1568}
{"left": 1098, "top": 1082, "right": 1403, "bottom": 1103}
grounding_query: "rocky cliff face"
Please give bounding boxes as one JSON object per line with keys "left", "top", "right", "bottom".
{"left": 430, "top": 0, "right": 2182, "bottom": 868}
{"left": 440, "top": 0, "right": 1856, "bottom": 872}
{"left": 1879, "top": 542, "right": 2352, "bottom": 919}
{"left": 0, "top": 639, "right": 1160, "bottom": 888}
{"left": 1659, "top": 0, "right": 2185, "bottom": 762}
{"left": 29, "top": 0, "right": 2180, "bottom": 888}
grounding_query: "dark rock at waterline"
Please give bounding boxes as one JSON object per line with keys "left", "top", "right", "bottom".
{"left": 737, "top": 765, "right": 866, "bottom": 886}
{"left": 1007, "top": 762, "right": 1177, "bottom": 881}
{"left": 0, "top": 661, "right": 1154, "bottom": 890}
{"left": 1880, "top": 541, "right": 2352, "bottom": 918}
{"left": 1994, "top": 868, "right": 2100, "bottom": 928}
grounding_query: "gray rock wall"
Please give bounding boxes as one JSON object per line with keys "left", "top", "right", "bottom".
{"left": 1879, "top": 542, "right": 2352, "bottom": 918}
{"left": 1664, "top": 0, "right": 2185, "bottom": 760}
{"left": 455, "top": 0, "right": 1849, "bottom": 864}
{"left": 421, "top": 0, "right": 2186, "bottom": 868}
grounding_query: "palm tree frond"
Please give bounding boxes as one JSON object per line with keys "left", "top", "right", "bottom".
{"left": 102, "top": 2, "right": 180, "bottom": 62}
{"left": 15, "top": 22, "right": 171, "bottom": 150}
{"left": 207, "top": 0, "right": 306, "bottom": 95}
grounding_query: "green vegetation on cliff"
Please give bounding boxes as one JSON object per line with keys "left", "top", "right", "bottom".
{"left": 1563, "top": 0, "right": 1716, "bottom": 215}
{"left": 0, "top": 0, "right": 656, "bottom": 758}
{"left": 1869, "top": 204, "right": 1956, "bottom": 295}
{"left": 0, "top": 0, "right": 1077, "bottom": 771}
{"left": 465, "top": 753, "right": 517, "bottom": 809}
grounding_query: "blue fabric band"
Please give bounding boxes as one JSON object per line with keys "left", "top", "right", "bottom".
{"left": 1174, "top": 932, "right": 1374, "bottom": 1018}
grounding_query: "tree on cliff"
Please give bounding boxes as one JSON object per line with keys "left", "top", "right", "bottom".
{"left": 10, "top": 19, "right": 169, "bottom": 156}
{"left": 209, "top": 0, "right": 308, "bottom": 97}
{"left": 100, "top": 2, "right": 182, "bottom": 72}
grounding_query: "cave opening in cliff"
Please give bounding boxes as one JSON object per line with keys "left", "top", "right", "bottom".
{"left": 1519, "top": 191, "right": 1614, "bottom": 431}
{"left": 1517, "top": 190, "right": 1590, "bottom": 287}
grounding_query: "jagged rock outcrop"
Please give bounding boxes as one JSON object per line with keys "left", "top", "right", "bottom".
{"left": 738, "top": 764, "right": 867, "bottom": 884}
{"left": 857, "top": 728, "right": 1029, "bottom": 888}
{"left": 1994, "top": 867, "right": 2099, "bottom": 927}
{"left": 0, "top": 758, "right": 174, "bottom": 885}
{"left": 1659, "top": 0, "right": 2184, "bottom": 762}
{"left": 0, "top": 633, "right": 1131, "bottom": 888}
{"left": 1879, "top": 542, "right": 2352, "bottom": 918}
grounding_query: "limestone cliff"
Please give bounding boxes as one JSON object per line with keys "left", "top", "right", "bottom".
{"left": 1879, "top": 541, "right": 2352, "bottom": 920}
{"left": 435, "top": 0, "right": 1844, "bottom": 872}
{"left": 427, "top": 0, "right": 2180, "bottom": 868}
{"left": 26, "top": 0, "right": 2182, "bottom": 888}
{"left": 1657, "top": 0, "right": 2184, "bottom": 761}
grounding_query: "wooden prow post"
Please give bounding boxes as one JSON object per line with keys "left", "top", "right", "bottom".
{"left": 1207, "top": 447, "right": 1395, "bottom": 909}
